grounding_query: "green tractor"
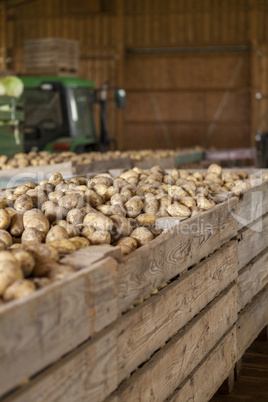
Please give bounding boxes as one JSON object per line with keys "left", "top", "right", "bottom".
{"left": 0, "top": 76, "right": 125, "bottom": 156}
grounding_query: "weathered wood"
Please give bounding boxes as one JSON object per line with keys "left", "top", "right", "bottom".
{"left": 0, "top": 256, "right": 118, "bottom": 399}
{"left": 108, "top": 284, "right": 237, "bottom": 402}
{"left": 237, "top": 247, "right": 268, "bottom": 311}
{"left": 236, "top": 284, "right": 268, "bottom": 361}
{"left": 2, "top": 326, "right": 118, "bottom": 402}
{"left": 0, "top": 161, "right": 73, "bottom": 183}
{"left": 237, "top": 180, "right": 268, "bottom": 229}
{"left": 73, "top": 157, "right": 132, "bottom": 175}
{"left": 237, "top": 213, "right": 268, "bottom": 270}
{"left": 118, "top": 197, "right": 238, "bottom": 312}
{"left": 217, "top": 368, "right": 235, "bottom": 395}
{"left": 167, "top": 327, "right": 237, "bottom": 402}
{"left": 116, "top": 241, "right": 237, "bottom": 383}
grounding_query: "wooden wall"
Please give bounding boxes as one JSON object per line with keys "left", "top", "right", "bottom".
{"left": 2, "top": 0, "right": 268, "bottom": 149}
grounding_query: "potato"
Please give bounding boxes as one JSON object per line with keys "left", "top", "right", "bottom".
{"left": 88, "top": 230, "right": 111, "bottom": 245}
{"left": 168, "top": 186, "right": 188, "bottom": 200}
{"left": 130, "top": 227, "right": 154, "bottom": 247}
{"left": 110, "top": 193, "right": 127, "bottom": 206}
{"left": 46, "top": 225, "right": 68, "bottom": 243}
{"left": 94, "top": 183, "right": 109, "bottom": 198}
{"left": 23, "top": 209, "right": 50, "bottom": 234}
{"left": 26, "top": 189, "right": 47, "bottom": 208}
{"left": 58, "top": 193, "right": 84, "bottom": 211}
{"left": 136, "top": 214, "right": 156, "bottom": 227}
{"left": 196, "top": 195, "right": 214, "bottom": 210}
{"left": 120, "top": 187, "right": 133, "bottom": 200}
{"left": 66, "top": 208, "right": 85, "bottom": 225}
{"left": 24, "top": 243, "right": 59, "bottom": 262}
{"left": 0, "top": 209, "right": 11, "bottom": 230}
{"left": 0, "top": 256, "right": 23, "bottom": 295}
{"left": 125, "top": 196, "right": 143, "bottom": 218}
{"left": 84, "top": 189, "right": 103, "bottom": 208}
{"left": 207, "top": 163, "right": 222, "bottom": 177}
{"left": 84, "top": 212, "right": 114, "bottom": 232}
{"left": 69, "top": 236, "right": 90, "bottom": 249}
{"left": 14, "top": 185, "right": 30, "bottom": 196}
{"left": 48, "top": 264, "right": 75, "bottom": 281}
{"left": 81, "top": 226, "right": 96, "bottom": 239}
{"left": 45, "top": 239, "right": 77, "bottom": 254}
{"left": 0, "top": 229, "right": 13, "bottom": 248}
{"left": 167, "top": 203, "right": 191, "bottom": 218}
{"left": 3, "top": 279, "right": 36, "bottom": 301}
{"left": 179, "top": 197, "right": 197, "bottom": 208}
{"left": 12, "top": 249, "right": 35, "bottom": 277}
{"left": 114, "top": 237, "right": 137, "bottom": 256}
{"left": 48, "top": 172, "right": 63, "bottom": 186}
{"left": 110, "top": 215, "right": 132, "bottom": 240}
{"left": 0, "top": 240, "right": 6, "bottom": 251}
{"left": 190, "top": 206, "right": 201, "bottom": 217}
{"left": 143, "top": 195, "right": 159, "bottom": 215}
{"left": 33, "top": 277, "right": 51, "bottom": 289}
{"left": 33, "top": 259, "right": 60, "bottom": 277}
{"left": 14, "top": 194, "right": 33, "bottom": 213}
{"left": 0, "top": 198, "right": 7, "bottom": 209}
{"left": 21, "top": 227, "right": 44, "bottom": 244}
{"left": 42, "top": 201, "right": 67, "bottom": 222}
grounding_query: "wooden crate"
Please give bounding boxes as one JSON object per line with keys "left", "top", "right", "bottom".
{"left": 0, "top": 175, "right": 268, "bottom": 401}
{"left": 23, "top": 38, "right": 79, "bottom": 75}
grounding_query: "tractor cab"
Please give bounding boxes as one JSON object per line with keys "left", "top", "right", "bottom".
{"left": 19, "top": 76, "right": 125, "bottom": 154}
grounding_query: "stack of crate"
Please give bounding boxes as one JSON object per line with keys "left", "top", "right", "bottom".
{"left": 0, "top": 171, "right": 267, "bottom": 401}
{"left": 23, "top": 38, "right": 79, "bottom": 77}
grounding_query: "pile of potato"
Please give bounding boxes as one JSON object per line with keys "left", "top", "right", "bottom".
{"left": 0, "top": 148, "right": 201, "bottom": 170}
{"left": 0, "top": 163, "right": 267, "bottom": 304}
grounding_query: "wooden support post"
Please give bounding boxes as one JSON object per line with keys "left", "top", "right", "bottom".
{"left": 217, "top": 367, "right": 235, "bottom": 395}
{"left": 249, "top": 0, "right": 259, "bottom": 147}
{"left": 1, "top": 0, "right": 7, "bottom": 71}
{"left": 235, "top": 358, "right": 243, "bottom": 380}
{"left": 116, "top": 0, "right": 125, "bottom": 150}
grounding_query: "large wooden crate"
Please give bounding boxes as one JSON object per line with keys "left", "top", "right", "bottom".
{"left": 0, "top": 176, "right": 267, "bottom": 401}
{"left": 23, "top": 38, "right": 79, "bottom": 77}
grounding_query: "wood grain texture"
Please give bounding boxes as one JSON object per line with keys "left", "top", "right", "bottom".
{"left": 237, "top": 213, "right": 268, "bottom": 270}
{"left": 108, "top": 284, "right": 237, "bottom": 402}
{"left": 236, "top": 284, "right": 268, "bottom": 360}
{"left": 116, "top": 241, "right": 237, "bottom": 383}
{"left": 237, "top": 248, "right": 268, "bottom": 312}
{"left": 118, "top": 198, "right": 238, "bottom": 312}
{"left": 2, "top": 326, "right": 117, "bottom": 402}
{"left": 167, "top": 327, "right": 237, "bottom": 402}
{"left": 237, "top": 180, "right": 268, "bottom": 230}
{"left": 0, "top": 257, "right": 118, "bottom": 399}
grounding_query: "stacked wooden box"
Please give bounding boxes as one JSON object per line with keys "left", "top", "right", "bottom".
{"left": 0, "top": 174, "right": 267, "bottom": 402}
{"left": 23, "top": 38, "right": 79, "bottom": 77}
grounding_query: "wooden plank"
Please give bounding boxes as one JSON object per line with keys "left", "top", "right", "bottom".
{"left": 237, "top": 248, "right": 268, "bottom": 312}
{"left": 237, "top": 213, "right": 268, "bottom": 270}
{"left": 134, "top": 155, "right": 175, "bottom": 169}
{"left": 73, "top": 157, "right": 132, "bottom": 175}
{"left": 167, "top": 327, "right": 237, "bottom": 402}
{"left": 116, "top": 241, "right": 237, "bottom": 383}
{"left": 0, "top": 256, "right": 118, "bottom": 398}
{"left": 0, "top": 161, "right": 73, "bottom": 181}
{"left": 237, "top": 180, "right": 268, "bottom": 229}
{"left": 118, "top": 197, "right": 238, "bottom": 312}
{"left": 2, "top": 326, "right": 118, "bottom": 402}
{"left": 236, "top": 284, "right": 268, "bottom": 360}
{"left": 108, "top": 284, "right": 237, "bottom": 402}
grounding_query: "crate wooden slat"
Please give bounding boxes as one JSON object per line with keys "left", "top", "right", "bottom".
{"left": 108, "top": 284, "right": 237, "bottom": 402}
{"left": 236, "top": 284, "right": 268, "bottom": 361}
{"left": 0, "top": 252, "right": 119, "bottom": 399}
{"left": 237, "top": 248, "right": 268, "bottom": 312}
{"left": 167, "top": 327, "right": 237, "bottom": 402}
{"left": 118, "top": 197, "right": 238, "bottom": 312}
{"left": 2, "top": 284, "right": 237, "bottom": 402}
{"left": 237, "top": 212, "right": 268, "bottom": 270}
